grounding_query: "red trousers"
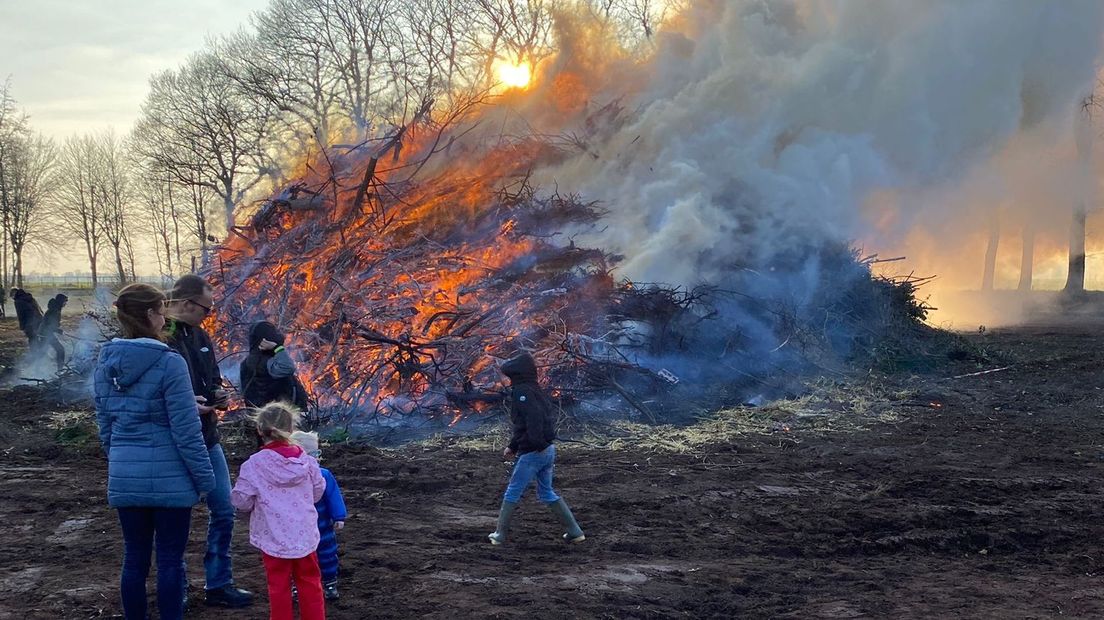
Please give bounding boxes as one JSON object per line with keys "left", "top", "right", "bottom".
{"left": 262, "top": 552, "right": 326, "bottom": 620}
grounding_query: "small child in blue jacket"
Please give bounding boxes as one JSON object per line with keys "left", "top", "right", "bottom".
{"left": 292, "top": 431, "right": 348, "bottom": 600}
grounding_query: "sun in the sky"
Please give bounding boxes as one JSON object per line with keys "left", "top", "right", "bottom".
{"left": 493, "top": 58, "right": 532, "bottom": 89}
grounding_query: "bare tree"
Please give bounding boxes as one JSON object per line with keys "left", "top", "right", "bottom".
{"left": 3, "top": 133, "right": 58, "bottom": 286}
{"left": 321, "top": 0, "right": 400, "bottom": 139}
{"left": 1017, "top": 223, "right": 1035, "bottom": 291}
{"left": 184, "top": 172, "right": 215, "bottom": 265}
{"left": 56, "top": 135, "right": 105, "bottom": 287}
{"left": 216, "top": 2, "right": 341, "bottom": 150}
{"left": 94, "top": 131, "right": 135, "bottom": 284}
{"left": 133, "top": 52, "right": 274, "bottom": 237}
{"left": 1066, "top": 94, "right": 1095, "bottom": 292}
{"left": 472, "top": 0, "right": 553, "bottom": 87}
{"left": 133, "top": 169, "right": 181, "bottom": 277}
{"left": 981, "top": 212, "right": 999, "bottom": 291}
{"left": 0, "top": 76, "right": 28, "bottom": 290}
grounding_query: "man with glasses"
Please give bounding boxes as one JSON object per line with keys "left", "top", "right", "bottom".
{"left": 165, "top": 274, "right": 254, "bottom": 609}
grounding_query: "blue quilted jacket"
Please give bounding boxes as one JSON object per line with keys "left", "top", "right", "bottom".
{"left": 316, "top": 467, "right": 348, "bottom": 581}
{"left": 94, "top": 338, "right": 215, "bottom": 507}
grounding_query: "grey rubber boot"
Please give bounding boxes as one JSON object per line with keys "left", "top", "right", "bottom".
{"left": 488, "top": 500, "right": 518, "bottom": 545}
{"left": 548, "top": 498, "right": 585, "bottom": 543}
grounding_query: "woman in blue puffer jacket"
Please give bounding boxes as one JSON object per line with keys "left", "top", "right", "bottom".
{"left": 95, "top": 283, "right": 215, "bottom": 620}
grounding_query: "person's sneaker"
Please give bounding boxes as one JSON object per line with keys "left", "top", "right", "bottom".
{"left": 205, "top": 584, "right": 254, "bottom": 608}
{"left": 563, "top": 532, "right": 586, "bottom": 544}
{"left": 488, "top": 531, "right": 506, "bottom": 545}
{"left": 323, "top": 582, "right": 340, "bottom": 601}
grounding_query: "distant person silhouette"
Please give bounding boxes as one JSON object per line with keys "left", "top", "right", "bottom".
{"left": 37, "top": 294, "right": 68, "bottom": 371}
{"left": 11, "top": 289, "right": 43, "bottom": 346}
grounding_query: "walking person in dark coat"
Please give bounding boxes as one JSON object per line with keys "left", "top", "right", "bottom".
{"left": 94, "top": 283, "right": 215, "bottom": 620}
{"left": 488, "top": 352, "right": 585, "bottom": 545}
{"left": 239, "top": 321, "right": 309, "bottom": 410}
{"left": 37, "top": 294, "right": 68, "bottom": 371}
{"left": 164, "top": 274, "right": 253, "bottom": 609}
{"left": 11, "top": 288, "right": 42, "bottom": 345}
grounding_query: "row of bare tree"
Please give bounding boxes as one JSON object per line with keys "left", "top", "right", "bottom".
{"left": 0, "top": 79, "right": 212, "bottom": 288}
{"left": 1, "top": 0, "right": 678, "bottom": 288}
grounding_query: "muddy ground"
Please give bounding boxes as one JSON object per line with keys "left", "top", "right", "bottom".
{"left": 1, "top": 315, "right": 1103, "bottom": 619}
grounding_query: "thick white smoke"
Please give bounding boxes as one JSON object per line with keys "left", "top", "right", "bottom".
{"left": 538, "top": 0, "right": 1104, "bottom": 288}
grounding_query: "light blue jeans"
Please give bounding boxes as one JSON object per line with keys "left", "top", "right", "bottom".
{"left": 204, "top": 444, "right": 236, "bottom": 589}
{"left": 503, "top": 444, "right": 561, "bottom": 504}
{"left": 183, "top": 444, "right": 236, "bottom": 591}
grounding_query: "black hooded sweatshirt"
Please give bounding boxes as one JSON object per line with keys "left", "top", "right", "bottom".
{"left": 38, "top": 294, "right": 67, "bottom": 339}
{"left": 501, "top": 353, "right": 556, "bottom": 454}
{"left": 240, "top": 321, "right": 308, "bottom": 410}
{"left": 12, "top": 289, "right": 43, "bottom": 339}
{"left": 165, "top": 318, "right": 223, "bottom": 448}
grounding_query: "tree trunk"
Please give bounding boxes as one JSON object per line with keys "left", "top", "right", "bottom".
{"left": 223, "top": 187, "right": 235, "bottom": 233}
{"left": 1017, "top": 223, "right": 1035, "bottom": 292}
{"left": 1, "top": 222, "right": 7, "bottom": 291}
{"left": 83, "top": 232, "right": 98, "bottom": 289}
{"left": 12, "top": 246, "right": 22, "bottom": 288}
{"left": 161, "top": 230, "right": 173, "bottom": 277}
{"left": 981, "top": 213, "right": 1000, "bottom": 291}
{"left": 127, "top": 238, "right": 137, "bottom": 281}
{"left": 1064, "top": 207, "right": 1087, "bottom": 292}
{"left": 113, "top": 242, "right": 127, "bottom": 286}
{"left": 168, "top": 184, "right": 182, "bottom": 273}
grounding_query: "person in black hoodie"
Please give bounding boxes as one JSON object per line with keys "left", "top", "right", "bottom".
{"left": 11, "top": 288, "right": 43, "bottom": 345}
{"left": 488, "top": 352, "right": 585, "bottom": 545}
{"left": 36, "top": 294, "right": 68, "bottom": 371}
{"left": 239, "top": 321, "right": 308, "bottom": 410}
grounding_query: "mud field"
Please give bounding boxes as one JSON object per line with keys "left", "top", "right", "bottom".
{"left": 1, "top": 316, "right": 1103, "bottom": 619}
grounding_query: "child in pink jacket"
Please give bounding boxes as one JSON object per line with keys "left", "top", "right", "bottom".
{"left": 231, "top": 403, "right": 327, "bottom": 620}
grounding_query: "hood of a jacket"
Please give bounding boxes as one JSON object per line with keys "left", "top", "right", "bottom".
{"left": 99, "top": 338, "right": 172, "bottom": 390}
{"left": 251, "top": 446, "right": 314, "bottom": 487}
{"left": 501, "top": 352, "right": 538, "bottom": 384}
{"left": 249, "top": 321, "right": 286, "bottom": 350}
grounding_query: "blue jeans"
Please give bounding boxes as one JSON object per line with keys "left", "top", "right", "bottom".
{"left": 503, "top": 444, "right": 561, "bottom": 504}
{"left": 118, "top": 507, "right": 192, "bottom": 620}
{"left": 183, "top": 444, "right": 236, "bottom": 591}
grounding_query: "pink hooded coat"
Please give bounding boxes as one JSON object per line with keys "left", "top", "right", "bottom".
{"left": 231, "top": 442, "right": 326, "bottom": 559}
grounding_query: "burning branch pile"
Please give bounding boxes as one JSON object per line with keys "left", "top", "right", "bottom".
{"left": 208, "top": 112, "right": 933, "bottom": 431}
{"left": 212, "top": 128, "right": 636, "bottom": 424}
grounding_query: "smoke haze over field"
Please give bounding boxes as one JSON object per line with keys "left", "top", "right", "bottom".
{"left": 521, "top": 0, "right": 1104, "bottom": 325}
{"left": 9, "top": 0, "right": 1104, "bottom": 328}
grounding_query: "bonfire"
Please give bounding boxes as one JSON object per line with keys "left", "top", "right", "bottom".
{"left": 205, "top": 89, "right": 930, "bottom": 434}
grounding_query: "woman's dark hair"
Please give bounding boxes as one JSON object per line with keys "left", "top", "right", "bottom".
{"left": 115, "top": 283, "right": 165, "bottom": 340}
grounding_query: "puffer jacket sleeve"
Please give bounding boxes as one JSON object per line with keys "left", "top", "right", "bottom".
{"left": 266, "top": 348, "right": 297, "bottom": 379}
{"left": 323, "top": 470, "right": 348, "bottom": 521}
{"left": 309, "top": 457, "right": 327, "bottom": 503}
{"left": 94, "top": 361, "right": 112, "bottom": 453}
{"left": 163, "top": 353, "right": 215, "bottom": 494}
{"left": 231, "top": 458, "right": 257, "bottom": 512}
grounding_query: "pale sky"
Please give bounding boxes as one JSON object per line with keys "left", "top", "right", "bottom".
{"left": 0, "top": 0, "right": 269, "bottom": 142}
{"left": 1, "top": 0, "right": 270, "bottom": 273}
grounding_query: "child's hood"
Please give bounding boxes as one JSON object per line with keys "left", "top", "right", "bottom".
{"left": 250, "top": 444, "right": 316, "bottom": 487}
{"left": 99, "top": 338, "right": 172, "bottom": 390}
{"left": 501, "top": 352, "right": 538, "bottom": 384}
